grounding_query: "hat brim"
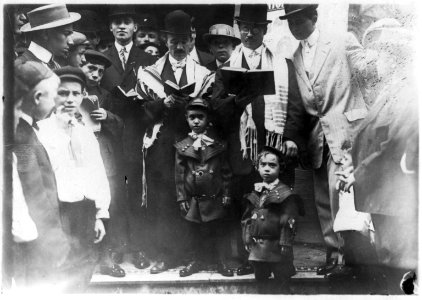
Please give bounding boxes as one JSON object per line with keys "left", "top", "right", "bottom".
{"left": 234, "top": 17, "right": 272, "bottom": 25}
{"left": 279, "top": 9, "right": 305, "bottom": 20}
{"left": 202, "top": 34, "right": 241, "bottom": 46}
{"left": 21, "top": 12, "right": 81, "bottom": 32}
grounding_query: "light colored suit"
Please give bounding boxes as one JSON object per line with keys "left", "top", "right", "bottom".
{"left": 288, "top": 30, "right": 373, "bottom": 249}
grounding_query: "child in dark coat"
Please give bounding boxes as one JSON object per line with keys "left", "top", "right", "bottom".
{"left": 242, "top": 146, "right": 304, "bottom": 293}
{"left": 174, "top": 97, "right": 233, "bottom": 277}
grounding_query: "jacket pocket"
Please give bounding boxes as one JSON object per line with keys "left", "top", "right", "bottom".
{"left": 344, "top": 108, "right": 367, "bottom": 122}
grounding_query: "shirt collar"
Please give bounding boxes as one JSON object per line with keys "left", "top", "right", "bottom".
{"left": 301, "top": 28, "right": 319, "bottom": 48}
{"left": 20, "top": 112, "right": 34, "bottom": 127}
{"left": 242, "top": 44, "right": 264, "bottom": 57}
{"left": 263, "top": 178, "right": 279, "bottom": 190}
{"left": 28, "top": 41, "right": 52, "bottom": 64}
{"left": 169, "top": 53, "right": 187, "bottom": 65}
{"left": 189, "top": 46, "right": 200, "bottom": 64}
{"left": 115, "top": 40, "right": 133, "bottom": 54}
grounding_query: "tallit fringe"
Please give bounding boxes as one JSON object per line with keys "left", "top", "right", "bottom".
{"left": 141, "top": 147, "right": 148, "bottom": 207}
{"left": 266, "top": 131, "right": 284, "bottom": 151}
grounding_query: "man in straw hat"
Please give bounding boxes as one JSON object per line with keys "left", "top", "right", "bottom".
{"left": 100, "top": 6, "right": 157, "bottom": 272}
{"left": 16, "top": 4, "right": 80, "bottom": 70}
{"left": 202, "top": 23, "right": 241, "bottom": 71}
{"left": 137, "top": 9, "right": 214, "bottom": 274}
{"left": 12, "top": 61, "right": 70, "bottom": 289}
{"left": 210, "top": 3, "right": 303, "bottom": 276}
{"left": 279, "top": 4, "right": 376, "bottom": 278}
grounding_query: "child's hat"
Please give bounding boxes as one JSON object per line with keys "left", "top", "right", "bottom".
{"left": 186, "top": 98, "right": 209, "bottom": 111}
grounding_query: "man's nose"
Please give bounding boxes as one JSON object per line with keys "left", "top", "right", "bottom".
{"left": 67, "top": 36, "right": 74, "bottom": 46}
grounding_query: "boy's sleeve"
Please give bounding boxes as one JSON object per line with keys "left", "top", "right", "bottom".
{"left": 279, "top": 194, "right": 305, "bottom": 247}
{"left": 174, "top": 150, "right": 188, "bottom": 202}
{"left": 241, "top": 196, "right": 254, "bottom": 247}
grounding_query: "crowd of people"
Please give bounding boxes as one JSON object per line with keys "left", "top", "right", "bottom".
{"left": 7, "top": 2, "right": 418, "bottom": 294}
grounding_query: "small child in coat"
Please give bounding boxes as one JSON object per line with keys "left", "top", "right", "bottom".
{"left": 174, "top": 97, "right": 233, "bottom": 277}
{"left": 242, "top": 146, "right": 304, "bottom": 293}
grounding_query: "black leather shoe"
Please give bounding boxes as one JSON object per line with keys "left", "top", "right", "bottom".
{"left": 150, "top": 261, "right": 169, "bottom": 274}
{"left": 100, "top": 264, "right": 126, "bottom": 278}
{"left": 217, "top": 262, "right": 234, "bottom": 277}
{"left": 316, "top": 258, "right": 337, "bottom": 275}
{"left": 237, "top": 262, "right": 254, "bottom": 276}
{"left": 133, "top": 251, "right": 150, "bottom": 269}
{"left": 325, "top": 265, "right": 354, "bottom": 279}
{"left": 111, "top": 252, "right": 123, "bottom": 264}
{"left": 179, "top": 261, "right": 201, "bottom": 277}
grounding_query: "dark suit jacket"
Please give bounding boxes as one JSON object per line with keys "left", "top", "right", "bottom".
{"left": 196, "top": 49, "right": 214, "bottom": 67}
{"left": 205, "top": 59, "right": 218, "bottom": 72}
{"left": 15, "top": 49, "right": 43, "bottom": 65}
{"left": 14, "top": 119, "right": 70, "bottom": 278}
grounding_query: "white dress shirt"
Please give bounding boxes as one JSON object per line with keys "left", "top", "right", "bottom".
{"left": 115, "top": 40, "right": 133, "bottom": 67}
{"left": 189, "top": 46, "right": 200, "bottom": 64}
{"left": 300, "top": 28, "right": 319, "bottom": 74}
{"left": 168, "top": 54, "right": 187, "bottom": 84}
{"left": 27, "top": 41, "right": 53, "bottom": 68}
{"left": 242, "top": 44, "right": 264, "bottom": 70}
{"left": 37, "top": 113, "right": 111, "bottom": 219}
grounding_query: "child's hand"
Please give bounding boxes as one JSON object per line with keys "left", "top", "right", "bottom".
{"left": 90, "top": 108, "right": 107, "bottom": 121}
{"left": 222, "top": 196, "right": 232, "bottom": 207}
{"left": 244, "top": 244, "right": 251, "bottom": 252}
{"left": 179, "top": 201, "right": 190, "bottom": 214}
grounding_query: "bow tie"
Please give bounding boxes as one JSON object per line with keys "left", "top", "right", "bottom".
{"left": 254, "top": 180, "right": 279, "bottom": 192}
{"left": 189, "top": 132, "right": 214, "bottom": 150}
{"left": 171, "top": 59, "right": 187, "bottom": 72}
{"left": 248, "top": 50, "right": 261, "bottom": 59}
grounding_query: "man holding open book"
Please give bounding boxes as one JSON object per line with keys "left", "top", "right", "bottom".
{"left": 136, "top": 10, "right": 214, "bottom": 274}
{"left": 210, "top": 4, "right": 304, "bottom": 276}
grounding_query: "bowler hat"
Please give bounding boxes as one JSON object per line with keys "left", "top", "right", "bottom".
{"left": 203, "top": 24, "right": 241, "bottom": 46}
{"left": 161, "top": 10, "right": 192, "bottom": 35}
{"left": 108, "top": 6, "right": 138, "bottom": 21}
{"left": 279, "top": 4, "right": 319, "bottom": 20}
{"left": 14, "top": 61, "right": 55, "bottom": 93}
{"left": 234, "top": 4, "right": 271, "bottom": 25}
{"left": 20, "top": 4, "right": 80, "bottom": 32}
{"left": 55, "top": 66, "right": 86, "bottom": 87}
{"left": 84, "top": 49, "right": 112, "bottom": 68}
{"left": 186, "top": 97, "right": 209, "bottom": 111}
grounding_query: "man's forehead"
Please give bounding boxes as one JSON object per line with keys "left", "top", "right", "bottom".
{"left": 260, "top": 153, "right": 279, "bottom": 162}
{"left": 59, "top": 81, "right": 82, "bottom": 90}
{"left": 111, "top": 16, "right": 135, "bottom": 24}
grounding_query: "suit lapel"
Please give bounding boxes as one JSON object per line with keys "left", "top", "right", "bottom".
{"left": 108, "top": 46, "right": 124, "bottom": 74}
{"left": 310, "top": 36, "right": 331, "bottom": 85}
{"left": 292, "top": 47, "right": 312, "bottom": 90}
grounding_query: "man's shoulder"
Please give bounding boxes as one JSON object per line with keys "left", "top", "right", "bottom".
{"left": 197, "top": 49, "right": 214, "bottom": 66}
{"left": 132, "top": 47, "right": 157, "bottom": 65}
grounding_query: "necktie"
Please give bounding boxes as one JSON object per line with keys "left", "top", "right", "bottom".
{"left": 119, "top": 46, "right": 127, "bottom": 70}
{"left": 32, "top": 119, "right": 39, "bottom": 131}
{"left": 188, "top": 132, "right": 214, "bottom": 151}
{"left": 68, "top": 120, "right": 83, "bottom": 167}
{"left": 47, "top": 58, "right": 60, "bottom": 70}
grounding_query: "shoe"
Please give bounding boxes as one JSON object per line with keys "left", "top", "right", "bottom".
{"left": 150, "top": 261, "right": 169, "bottom": 274}
{"left": 217, "top": 262, "right": 234, "bottom": 277}
{"left": 325, "top": 265, "right": 354, "bottom": 279}
{"left": 179, "top": 261, "right": 201, "bottom": 277}
{"left": 100, "top": 264, "right": 126, "bottom": 278}
{"left": 316, "top": 258, "right": 337, "bottom": 275}
{"left": 110, "top": 252, "right": 123, "bottom": 264}
{"left": 133, "top": 251, "right": 150, "bottom": 269}
{"left": 237, "top": 262, "right": 254, "bottom": 276}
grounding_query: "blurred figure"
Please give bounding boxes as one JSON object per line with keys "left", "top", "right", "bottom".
{"left": 74, "top": 10, "right": 106, "bottom": 49}
{"left": 337, "top": 26, "right": 417, "bottom": 294}
{"left": 67, "top": 31, "right": 90, "bottom": 68}
{"left": 7, "top": 4, "right": 33, "bottom": 57}
{"left": 13, "top": 61, "right": 70, "bottom": 290}
{"left": 202, "top": 24, "right": 240, "bottom": 71}
{"left": 16, "top": 4, "right": 80, "bottom": 69}
{"left": 188, "top": 22, "right": 214, "bottom": 67}
{"left": 138, "top": 41, "right": 165, "bottom": 58}
{"left": 96, "top": 30, "right": 115, "bottom": 54}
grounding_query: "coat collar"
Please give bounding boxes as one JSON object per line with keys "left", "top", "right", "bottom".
{"left": 174, "top": 135, "right": 226, "bottom": 162}
{"left": 246, "top": 181, "right": 293, "bottom": 207}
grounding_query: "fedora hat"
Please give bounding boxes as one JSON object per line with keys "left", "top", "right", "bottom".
{"left": 161, "top": 10, "right": 192, "bottom": 35}
{"left": 108, "top": 6, "right": 138, "bottom": 21}
{"left": 234, "top": 4, "right": 271, "bottom": 25}
{"left": 203, "top": 24, "right": 241, "bottom": 46}
{"left": 279, "top": 4, "right": 319, "bottom": 20}
{"left": 20, "top": 4, "right": 80, "bottom": 32}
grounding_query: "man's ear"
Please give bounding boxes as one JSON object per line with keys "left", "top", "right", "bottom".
{"left": 312, "top": 12, "right": 318, "bottom": 25}
{"left": 134, "top": 23, "right": 138, "bottom": 33}
{"left": 33, "top": 90, "right": 43, "bottom": 106}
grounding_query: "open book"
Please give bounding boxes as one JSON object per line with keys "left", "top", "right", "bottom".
{"left": 220, "top": 67, "right": 275, "bottom": 96}
{"left": 164, "top": 80, "right": 195, "bottom": 97}
{"left": 79, "top": 95, "right": 101, "bottom": 132}
{"left": 116, "top": 86, "right": 143, "bottom": 100}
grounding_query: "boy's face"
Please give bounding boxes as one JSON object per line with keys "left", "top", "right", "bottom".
{"left": 135, "top": 29, "right": 159, "bottom": 46}
{"left": 186, "top": 109, "right": 208, "bottom": 134}
{"left": 55, "top": 80, "right": 83, "bottom": 116}
{"left": 258, "top": 153, "right": 280, "bottom": 183}
{"left": 340, "top": 150, "right": 353, "bottom": 169}
{"left": 82, "top": 62, "right": 105, "bottom": 87}
{"left": 287, "top": 14, "right": 316, "bottom": 40}
{"left": 68, "top": 45, "right": 87, "bottom": 68}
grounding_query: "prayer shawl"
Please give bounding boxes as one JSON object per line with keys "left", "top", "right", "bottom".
{"left": 229, "top": 44, "right": 289, "bottom": 161}
{"left": 136, "top": 52, "right": 214, "bottom": 205}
